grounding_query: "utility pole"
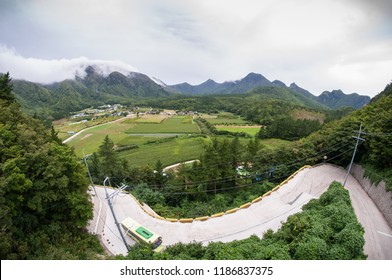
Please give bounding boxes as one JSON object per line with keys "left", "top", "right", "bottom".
{"left": 104, "top": 177, "right": 129, "bottom": 252}
{"left": 343, "top": 123, "right": 365, "bottom": 187}
{"left": 83, "top": 152, "right": 97, "bottom": 196}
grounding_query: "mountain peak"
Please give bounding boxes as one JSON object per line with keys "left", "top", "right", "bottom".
{"left": 320, "top": 89, "right": 346, "bottom": 98}
{"left": 75, "top": 63, "right": 139, "bottom": 81}
{"left": 272, "top": 80, "right": 286, "bottom": 87}
{"left": 201, "top": 79, "right": 218, "bottom": 86}
{"left": 318, "top": 89, "right": 370, "bottom": 108}
{"left": 242, "top": 72, "right": 268, "bottom": 82}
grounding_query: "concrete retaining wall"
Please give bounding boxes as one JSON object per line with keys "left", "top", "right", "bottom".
{"left": 350, "top": 164, "right": 392, "bottom": 227}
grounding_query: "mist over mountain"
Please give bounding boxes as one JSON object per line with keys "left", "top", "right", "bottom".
{"left": 11, "top": 65, "right": 171, "bottom": 119}
{"left": 9, "top": 64, "right": 371, "bottom": 121}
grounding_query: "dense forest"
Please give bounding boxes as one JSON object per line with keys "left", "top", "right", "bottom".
{"left": 0, "top": 73, "right": 103, "bottom": 259}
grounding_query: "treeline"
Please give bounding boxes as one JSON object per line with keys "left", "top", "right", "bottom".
{"left": 0, "top": 73, "right": 103, "bottom": 259}
{"left": 195, "top": 118, "right": 252, "bottom": 137}
{"left": 258, "top": 117, "right": 321, "bottom": 141}
{"left": 116, "top": 182, "right": 366, "bottom": 260}
{"left": 146, "top": 94, "right": 350, "bottom": 141}
{"left": 88, "top": 134, "right": 274, "bottom": 218}
{"left": 253, "top": 82, "right": 392, "bottom": 190}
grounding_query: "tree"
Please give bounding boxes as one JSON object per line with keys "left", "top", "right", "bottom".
{"left": 247, "top": 137, "right": 261, "bottom": 158}
{"left": 0, "top": 72, "right": 15, "bottom": 103}
{"left": 230, "top": 136, "right": 242, "bottom": 168}
{"left": 153, "top": 160, "right": 167, "bottom": 189}
{"left": 0, "top": 74, "right": 97, "bottom": 259}
{"left": 98, "top": 135, "right": 119, "bottom": 177}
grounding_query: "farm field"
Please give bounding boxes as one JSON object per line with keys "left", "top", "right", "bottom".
{"left": 199, "top": 112, "right": 250, "bottom": 125}
{"left": 58, "top": 110, "right": 291, "bottom": 167}
{"left": 118, "top": 136, "right": 208, "bottom": 167}
{"left": 61, "top": 114, "right": 202, "bottom": 161}
{"left": 54, "top": 115, "right": 125, "bottom": 140}
{"left": 126, "top": 113, "right": 169, "bottom": 123}
{"left": 125, "top": 116, "right": 200, "bottom": 134}
{"left": 215, "top": 125, "right": 262, "bottom": 136}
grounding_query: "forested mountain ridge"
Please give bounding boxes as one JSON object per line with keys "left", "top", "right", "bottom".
{"left": 317, "top": 90, "right": 370, "bottom": 109}
{"left": 168, "top": 73, "right": 272, "bottom": 95}
{"left": 251, "top": 81, "right": 392, "bottom": 187}
{"left": 8, "top": 66, "right": 371, "bottom": 122}
{"left": 11, "top": 66, "right": 173, "bottom": 120}
{"left": 168, "top": 72, "right": 370, "bottom": 109}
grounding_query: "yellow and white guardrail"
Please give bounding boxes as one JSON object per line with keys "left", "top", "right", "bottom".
{"left": 124, "top": 165, "right": 312, "bottom": 223}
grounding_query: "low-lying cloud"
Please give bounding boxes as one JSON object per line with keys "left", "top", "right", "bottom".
{"left": 0, "top": 45, "right": 139, "bottom": 84}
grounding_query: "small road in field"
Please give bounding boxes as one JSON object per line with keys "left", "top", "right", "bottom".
{"left": 87, "top": 164, "right": 392, "bottom": 259}
{"left": 163, "top": 159, "right": 200, "bottom": 172}
{"left": 62, "top": 114, "right": 136, "bottom": 144}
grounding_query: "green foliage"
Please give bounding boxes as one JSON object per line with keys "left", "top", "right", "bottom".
{"left": 317, "top": 90, "right": 370, "bottom": 109}
{"left": 0, "top": 73, "right": 102, "bottom": 259}
{"left": 11, "top": 71, "right": 171, "bottom": 120}
{"left": 258, "top": 116, "right": 321, "bottom": 141}
{"left": 98, "top": 135, "right": 120, "bottom": 177}
{"left": 0, "top": 72, "right": 15, "bottom": 104}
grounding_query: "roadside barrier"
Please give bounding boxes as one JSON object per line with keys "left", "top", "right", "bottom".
{"left": 225, "top": 208, "right": 239, "bottom": 214}
{"left": 210, "top": 212, "right": 225, "bottom": 218}
{"left": 121, "top": 165, "right": 312, "bottom": 223}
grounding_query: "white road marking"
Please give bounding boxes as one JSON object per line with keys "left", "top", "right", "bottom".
{"left": 377, "top": 231, "right": 392, "bottom": 238}
{"left": 94, "top": 196, "right": 103, "bottom": 234}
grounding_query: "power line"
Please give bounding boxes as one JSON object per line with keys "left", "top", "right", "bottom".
{"left": 362, "top": 132, "right": 392, "bottom": 137}
{"left": 107, "top": 140, "right": 353, "bottom": 190}
{"left": 109, "top": 141, "right": 353, "bottom": 192}
{"left": 109, "top": 145, "right": 356, "bottom": 196}
{"left": 343, "top": 123, "right": 366, "bottom": 187}
{"left": 104, "top": 177, "right": 129, "bottom": 252}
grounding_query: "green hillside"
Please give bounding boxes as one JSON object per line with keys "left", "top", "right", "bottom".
{"left": 0, "top": 73, "right": 103, "bottom": 259}
{"left": 12, "top": 68, "right": 172, "bottom": 121}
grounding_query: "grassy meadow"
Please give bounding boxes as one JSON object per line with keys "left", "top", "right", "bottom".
{"left": 215, "top": 125, "right": 262, "bottom": 136}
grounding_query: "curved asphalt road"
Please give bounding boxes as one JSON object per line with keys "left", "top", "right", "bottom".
{"left": 87, "top": 164, "right": 392, "bottom": 259}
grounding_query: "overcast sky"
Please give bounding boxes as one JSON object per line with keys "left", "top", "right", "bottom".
{"left": 1, "top": 0, "right": 391, "bottom": 97}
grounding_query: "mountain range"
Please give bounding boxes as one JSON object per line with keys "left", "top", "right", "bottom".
{"left": 166, "top": 72, "right": 371, "bottom": 109}
{"left": 9, "top": 66, "right": 371, "bottom": 119}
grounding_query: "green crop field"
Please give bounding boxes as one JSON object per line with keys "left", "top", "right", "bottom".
{"left": 54, "top": 115, "right": 124, "bottom": 140}
{"left": 207, "top": 118, "right": 249, "bottom": 124}
{"left": 60, "top": 111, "right": 290, "bottom": 168}
{"left": 125, "top": 116, "right": 200, "bottom": 134}
{"left": 215, "top": 125, "right": 261, "bottom": 136}
{"left": 118, "top": 136, "right": 207, "bottom": 167}
{"left": 127, "top": 114, "right": 168, "bottom": 123}
{"left": 63, "top": 115, "right": 201, "bottom": 163}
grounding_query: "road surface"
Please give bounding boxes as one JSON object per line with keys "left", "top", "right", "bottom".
{"left": 87, "top": 164, "right": 392, "bottom": 259}
{"left": 62, "top": 113, "right": 135, "bottom": 144}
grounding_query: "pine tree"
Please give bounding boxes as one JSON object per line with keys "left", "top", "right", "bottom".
{"left": 0, "top": 72, "right": 15, "bottom": 103}
{"left": 98, "top": 135, "right": 119, "bottom": 178}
